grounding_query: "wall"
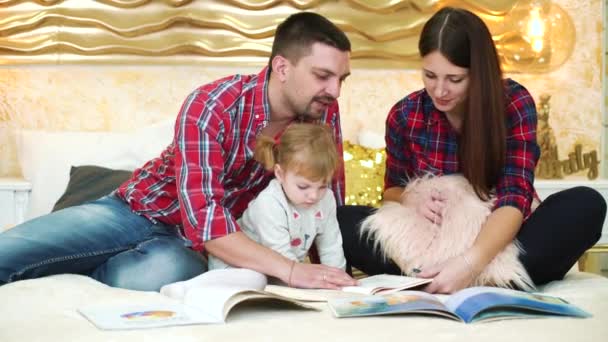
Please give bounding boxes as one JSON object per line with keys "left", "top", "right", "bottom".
{"left": 604, "top": 0, "right": 608, "bottom": 178}
{"left": 0, "top": 0, "right": 604, "bottom": 181}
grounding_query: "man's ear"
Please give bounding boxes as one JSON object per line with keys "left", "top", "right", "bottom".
{"left": 274, "top": 164, "right": 284, "bottom": 181}
{"left": 271, "top": 55, "right": 290, "bottom": 83}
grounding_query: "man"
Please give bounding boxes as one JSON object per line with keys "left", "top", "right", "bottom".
{"left": 0, "top": 12, "right": 356, "bottom": 291}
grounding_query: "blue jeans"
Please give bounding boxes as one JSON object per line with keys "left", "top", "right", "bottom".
{"left": 0, "top": 194, "right": 207, "bottom": 291}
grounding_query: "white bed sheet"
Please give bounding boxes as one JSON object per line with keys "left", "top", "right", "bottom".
{"left": 1, "top": 272, "right": 606, "bottom": 342}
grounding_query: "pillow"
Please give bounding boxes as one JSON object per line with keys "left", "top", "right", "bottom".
{"left": 360, "top": 175, "right": 534, "bottom": 290}
{"left": 52, "top": 165, "right": 132, "bottom": 212}
{"left": 343, "top": 140, "right": 386, "bottom": 207}
{"left": 16, "top": 118, "right": 174, "bottom": 220}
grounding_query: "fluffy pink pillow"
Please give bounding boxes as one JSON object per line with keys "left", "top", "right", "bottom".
{"left": 361, "top": 174, "right": 534, "bottom": 290}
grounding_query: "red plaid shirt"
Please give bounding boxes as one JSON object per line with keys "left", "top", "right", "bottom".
{"left": 385, "top": 79, "right": 540, "bottom": 220}
{"left": 117, "top": 67, "right": 345, "bottom": 251}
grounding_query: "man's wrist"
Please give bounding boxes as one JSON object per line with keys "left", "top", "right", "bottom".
{"left": 287, "top": 260, "right": 296, "bottom": 287}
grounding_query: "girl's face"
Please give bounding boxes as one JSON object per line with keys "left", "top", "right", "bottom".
{"left": 422, "top": 51, "right": 469, "bottom": 115}
{"left": 274, "top": 165, "right": 329, "bottom": 209}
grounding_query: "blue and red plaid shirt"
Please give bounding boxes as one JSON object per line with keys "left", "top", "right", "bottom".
{"left": 385, "top": 79, "right": 540, "bottom": 220}
{"left": 117, "top": 67, "right": 345, "bottom": 251}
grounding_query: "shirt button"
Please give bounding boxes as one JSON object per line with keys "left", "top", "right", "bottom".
{"left": 255, "top": 114, "right": 259, "bottom": 119}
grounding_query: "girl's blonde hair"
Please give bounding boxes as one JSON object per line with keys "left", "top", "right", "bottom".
{"left": 255, "top": 123, "right": 338, "bottom": 182}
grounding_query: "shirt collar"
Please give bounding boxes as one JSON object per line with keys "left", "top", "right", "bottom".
{"left": 252, "top": 66, "right": 271, "bottom": 127}
{"left": 422, "top": 89, "right": 457, "bottom": 133}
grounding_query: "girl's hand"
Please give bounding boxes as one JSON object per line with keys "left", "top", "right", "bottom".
{"left": 417, "top": 188, "right": 447, "bottom": 225}
{"left": 417, "top": 254, "right": 479, "bottom": 294}
{"left": 288, "top": 262, "right": 357, "bottom": 289}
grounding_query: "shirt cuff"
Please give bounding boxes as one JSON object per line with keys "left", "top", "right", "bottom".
{"left": 493, "top": 194, "right": 531, "bottom": 218}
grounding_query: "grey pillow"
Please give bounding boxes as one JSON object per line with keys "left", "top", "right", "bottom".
{"left": 52, "top": 165, "right": 132, "bottom": 212}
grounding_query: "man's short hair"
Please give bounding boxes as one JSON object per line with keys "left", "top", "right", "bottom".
{"left": 269, "top": 12, "right": 351, "bottom": 69}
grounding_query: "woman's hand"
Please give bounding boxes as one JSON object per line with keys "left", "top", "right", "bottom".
{"left": 288, "top": 262, "right": 357, "bottom": 289}
{"left": 417, "top": 253, "right": 479, "bottom": 294}
{"left": 417, "top": 188, "right": 447, "bottom": 225}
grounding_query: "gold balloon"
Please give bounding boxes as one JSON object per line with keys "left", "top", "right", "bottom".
{"left": 343, "top": 140, "right": 386, "bottom": 207}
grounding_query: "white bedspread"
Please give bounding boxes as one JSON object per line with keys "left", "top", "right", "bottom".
{"left": 1, "top": 272, "right": 607, "bottom": 341}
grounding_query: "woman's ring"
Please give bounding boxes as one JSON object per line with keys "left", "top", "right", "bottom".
{"left": 323, "top": 273, "right": 327, "bottom": 281}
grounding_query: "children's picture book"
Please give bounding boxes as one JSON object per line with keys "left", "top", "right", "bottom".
{"left": 78, "top": 269, "right": 318, "bottom": 330}
{"left": 327, "top": 286, "right": 592, "bottom": 323}
{"left": 265, "top": 274, "right": 432, "bottom": 302}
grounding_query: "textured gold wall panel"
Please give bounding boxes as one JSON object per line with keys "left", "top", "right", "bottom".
{"left": 0, "top": 0, "right": 575, "bottom": 72}
{"left": 0, "top": 0, "right": 602, "bottom": 179}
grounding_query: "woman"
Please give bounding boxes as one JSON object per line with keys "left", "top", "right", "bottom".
{"left": 338, "top": 7, "right": 606, "bottom": 294}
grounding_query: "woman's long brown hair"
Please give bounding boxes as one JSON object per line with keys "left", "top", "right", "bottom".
{"left": 418, "top": 7, "right": 506, "bottom": 200}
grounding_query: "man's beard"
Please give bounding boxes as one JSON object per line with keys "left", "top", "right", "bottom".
{"left": 297, "top": 95, "right": 335, "bottom": 120}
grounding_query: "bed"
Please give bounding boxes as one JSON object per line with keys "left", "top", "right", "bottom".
{"left": 0, "top": 271, "right": 607, "bottom": 341}
{"left": 2, "top": 121, "right": 608, "bottom": 341}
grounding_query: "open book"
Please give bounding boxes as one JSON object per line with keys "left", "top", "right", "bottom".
{"left": 342, "top": 274, "right": 432, "bottom": 295}
{"left": 78, "top": 269, "right": 317, "bottom": 330}
{"left": 265, "top": 274, "right": 432, "bottom": 302}
{"left": 328, "top": 286, "right": 591, "bottom": 323}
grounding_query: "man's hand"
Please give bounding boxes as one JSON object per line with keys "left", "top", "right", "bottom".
{"left": 205, "top": 232, "right": 356, "bottom": 289}
{"left": 288, "top": 262, "right": 357, "bottom": 289}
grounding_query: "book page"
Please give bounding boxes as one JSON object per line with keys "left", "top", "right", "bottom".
{"left": 184, "top": 286, "right": 318, "bottom": 322}
{"left": 78, "top": 303, "right": 221, "bottom": 330}
{"left": 328, "top": 290, "right": 457, "bottom": 320}
{"left": 184, "top": 286, "right": 256, "bottom": 322}
{"left": 161, "top": 268, "right": 268, "bottom": 301}
{"left": 264, "top": 285, "right": 362, "bottom": 302}
{"left": 227, "top": 290, "right": 320, "bottom": 313}
{"left": 266, "top": 274, "right": 432, "bottom": 300}
{"left": 80, "top": 269, "right": 318, "bottom": 329}
{"left": 444, "top": 287, "right": 592, "bottom": 323}
{"left": 341, "top": 274, "right": 432, "bottom": 295}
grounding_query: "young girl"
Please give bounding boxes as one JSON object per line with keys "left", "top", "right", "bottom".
{"left": 208, "top": 123, "right": 347, "bottom": 274}
{"left": 338, "top": 7, "right": 606, "bottom": 294}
